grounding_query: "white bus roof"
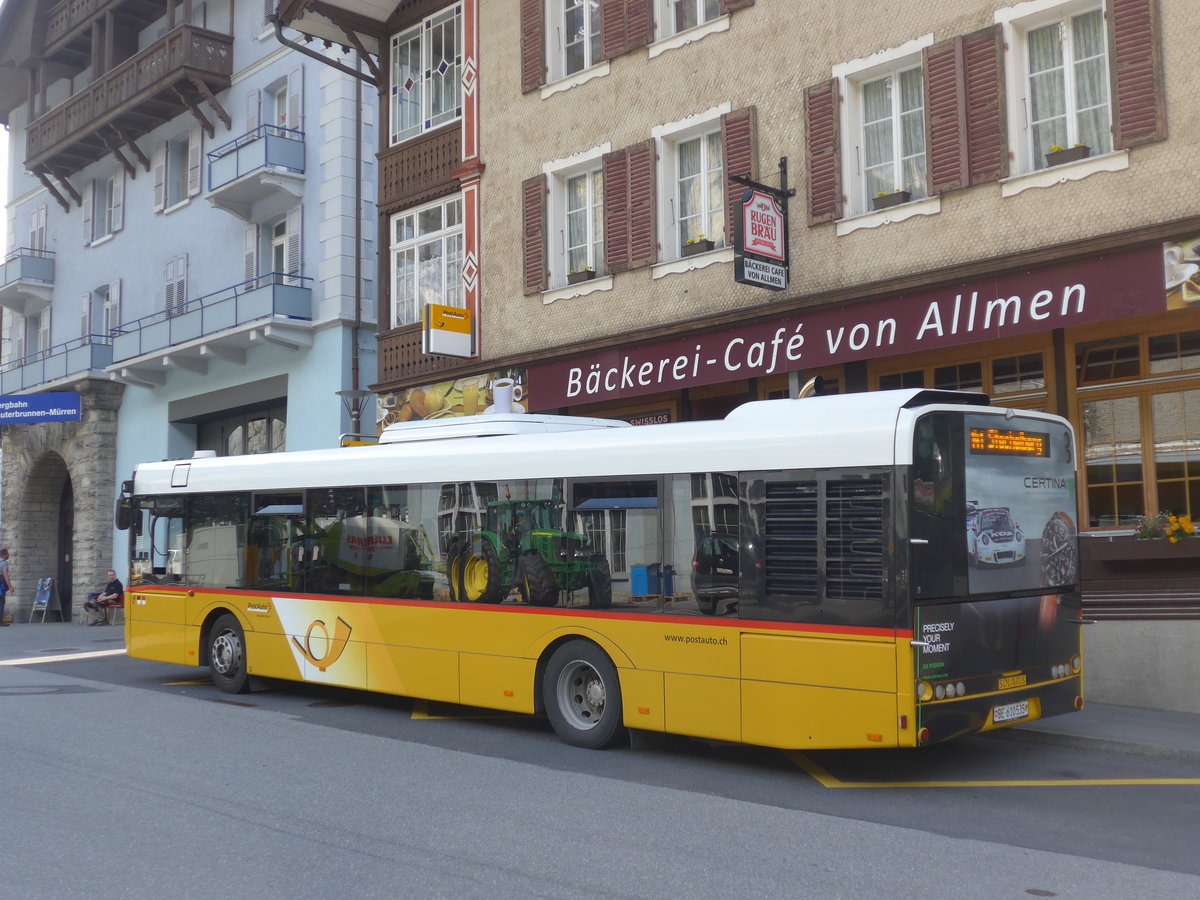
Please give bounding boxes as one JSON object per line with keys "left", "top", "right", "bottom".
{"left": 130, "top": 389, "right": 1059, "bottom": 497}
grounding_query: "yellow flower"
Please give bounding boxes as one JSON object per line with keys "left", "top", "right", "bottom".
{"left": 1170, "top": 535, "right": 1179, "bottom": 543}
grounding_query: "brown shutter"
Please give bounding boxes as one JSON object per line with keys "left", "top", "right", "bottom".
{"left": 721, "top": 106, "right": 758, "bottom": 246}
{"left": 962, "top": 25, "right": 1008, "bottom": 184}
{"left": 719, "top": 0, "right": 755, "bottom": 13}
{"left": 520, "top": 0, "right": 545, "bottom": 93}
{"left": 602, "top": 148, "right": 632, "bottom": 273}
{"left": 924, "top": 37, "right": 967, "bottom": 195}
{"left": 625, "top": 0, "right": 652, "bottom": 51}
{"left": 522, "top": 175, "right": 547, "bottom": 295}
{"left": 1109, "top": 0, "right": 1166, "bottom": 149}
{"left": 804, "top": 80, "right": 841, "bottom": 225}
{"left": 602, "top": 0, "right": 652, "bottom": 60}
{"left": 627, "top": 138, "right": 658, "bottom": 269}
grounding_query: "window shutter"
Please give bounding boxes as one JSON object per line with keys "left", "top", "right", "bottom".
{"left": 175, "top": 254, "right": 188, "bottom": 310}
{"left": 38, "top": 308, "right": 51, "bottom": 352}
{"left": 602, "top": 0, "right": 652, "bottom": 61}
{"left": 6, "top": 210, "right": 15, "bottom": 254}
{"left": 521, "top": 175, "right": 547, "bottom": 295}
{"left": 924, "top": 37, "right": 967, "bottom": 194}
{"left": 721, "top": 106, "right": 757, "bottom": 247}
{"left": 247, "top": 91, "right": 262, "bottom": 133}
{"left": 164, "top": 258, "right": 177, "bottom": 312}
{"left": 519, "top": 0, "right": 545, "bottom": 93}
{"left": 626, "top": 138, "right": 657, "bottom": 269}
{"left": 108, "top": 279, "right": 121, "bottom": 332}
{"left": 602, "top": 147, "right": 632, "bottom": 274}
{"left": 287, "top": 66, "right": 304, "bottom": 132}
{"left": 719, "top": 0, "right": 754, "bottom": 13}
{"left": 34, "top": 205, "right": 47, "bottom": 250}
{"left": 187, "top": 127, "right": 202, "bottom": 197}
{"left": 804, "top": 79, "right": 841, "bottom": 225}
{"left": 82, "top": 182, "right": 93, "bottom": 243}
{"left": 962, "top": 25, "right": 1007, "bottom": 185}
{"left": 153, "top": 143, "right": 167, "bottom": 212}
{"left": 1109, "top": 0, "right": 1166, "bottom": 149}
{"left": 244, "top": 225, "right": 259, "bottom": 285}
{"left": 81, "top": 293, "right": 91, "bottom": 337}
{"left": 13, "top": 316, "right": 25, "bottom": 359}
{"left": 111, "top": 169, "right": 125, "bottom": 231}
{"left": 285, "top": 207, "right": 302, "bottom": 282}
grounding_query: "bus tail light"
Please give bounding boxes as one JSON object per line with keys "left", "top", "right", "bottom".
{"left": 1071, "top": 655, "right": 1082, "bottom": 672}
{"left": 918, "top": 727, "right": 931, "bottom": 744}
{"left": 1074, "top": 696, "right": 1084, "bottom": 710}
{"left": 917, "top": 681, "right": 933, "bottom": 701}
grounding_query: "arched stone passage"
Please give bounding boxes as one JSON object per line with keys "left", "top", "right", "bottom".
{"left": 0, "top": 382, "right": 122, "bottom": 622}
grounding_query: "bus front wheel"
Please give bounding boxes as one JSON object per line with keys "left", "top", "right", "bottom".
{"left": 543, "top": 640, "right": 626, "bottom": 749}
{"left": 209, "top": 613, "right": 250, "bottom": 694}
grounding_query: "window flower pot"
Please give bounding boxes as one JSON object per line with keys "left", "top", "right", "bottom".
{"left": 567, "top": 269, "right": 596, "bottom": 284}
{"left": 1045, "top": 145, "right": 1090, "bottom": 167}
{"left": 680, "top": 238, "right": 715, "bottom": 258}
{"left": 871, "top": 190, "right": 911, "bottom": 211}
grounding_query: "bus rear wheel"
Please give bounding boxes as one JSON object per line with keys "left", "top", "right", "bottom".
{"left": 543, "top": 640, "right": 626, "bottom": 749}
{"left": 209, "top": 613, "right": 250, "bottom": 694}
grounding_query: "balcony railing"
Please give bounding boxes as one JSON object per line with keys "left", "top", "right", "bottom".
{"left": 111, "top": 273, "right": 313, "bottom": 363}
{"left": 25, "top": 25, "right": 233, "bottom": 178}
{"left": 0, "top": 248, "right": 55, "bottom": 317}
{"left": 207, "top": 125, "right": 306, "bottom": 218}
{"left": 0, "top": 334, "right": 113, "bottom": 394}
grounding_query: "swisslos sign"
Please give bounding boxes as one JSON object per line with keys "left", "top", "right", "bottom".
{"left": 528, "top": 245, "right": 1163, "bottom": 407}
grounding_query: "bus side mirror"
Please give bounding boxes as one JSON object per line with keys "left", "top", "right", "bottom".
{"left": 115, "top": 497, "right": 140, "bottom": 534}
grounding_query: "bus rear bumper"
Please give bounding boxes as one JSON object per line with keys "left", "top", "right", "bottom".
{"left": 916, "top": 675, "right": 1082, "bottom": 745}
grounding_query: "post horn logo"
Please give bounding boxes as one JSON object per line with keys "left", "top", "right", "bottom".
{"left": 291, "top": 617, "right": 352, "bottom": 671}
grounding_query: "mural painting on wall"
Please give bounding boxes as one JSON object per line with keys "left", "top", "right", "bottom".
{"left": 1165, "top": 237, "right": 1200, "bottom": 309}
{"left": 377, "top": 369, "right": 530, "bottom": 431}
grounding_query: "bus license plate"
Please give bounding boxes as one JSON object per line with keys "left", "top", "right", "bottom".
{"left": 992, "top": 700, "right": 1029, "bottom": 723}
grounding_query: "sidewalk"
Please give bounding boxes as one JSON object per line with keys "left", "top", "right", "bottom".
{"left": 1005, "top": 701, "right": 1200, "bottom": 762}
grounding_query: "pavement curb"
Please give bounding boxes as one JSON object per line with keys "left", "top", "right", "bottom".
{"left": 990, "top": 725, "right": 1200, "bottom": 765}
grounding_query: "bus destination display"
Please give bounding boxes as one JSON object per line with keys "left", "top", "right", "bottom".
{"left": 968, "top": 427, "right": 1050, "bottom": 457}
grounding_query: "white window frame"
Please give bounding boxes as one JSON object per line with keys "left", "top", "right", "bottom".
{"left": 997, "top": 0, "right": 1112, "bottom": 176}
{"left": 389, "top": 194, "right": 465, "bottom": 328}
{"left": 543, "top": 143, "right": 611, "bottom": 296}
{"left": 653, "top": 104, "right": 728, "bottom": 262}
{"left": 654, "top": 0, "right": 723, "bottom": 41}
{"left": 389, "top": 5, "right": 463, "bottom": 146}
{"left": 545, "top": 0, "right": 602, "bottom": 84}
{"left": 84, "top": 172, "right": 123, "bottom": 244}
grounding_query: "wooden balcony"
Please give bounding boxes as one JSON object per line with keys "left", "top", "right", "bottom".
{"left": 44, "top": 0, "right": 163, "bottom": 69}
{"left": 379, "top": 123, "right": 462, "bottom": 215}
{"left": 25, "top": 25, "right": 232, "bottom": 180}
{"left": 377, "top": 324, "right": 465, "bottom": 389}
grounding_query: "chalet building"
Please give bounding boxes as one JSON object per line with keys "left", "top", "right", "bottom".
{"left": 0, "top": 0, "right": 377, "bottom": 619}
{"left": 272, "top": 0, "right": 1200, "bottom": 711}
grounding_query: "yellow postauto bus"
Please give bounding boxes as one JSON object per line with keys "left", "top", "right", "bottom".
{"left": 117, "top": 388, "right": 1083, "bottom": 750}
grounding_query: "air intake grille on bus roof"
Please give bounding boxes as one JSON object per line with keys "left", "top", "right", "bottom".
{"left": 763, "top": 477, "right": 885, "bottom": 605}
{"left": 764, "top": 481, "right": 819, "bottom": 602}
{"left": 825, "top": 478, "right": 885, "bottom": 602}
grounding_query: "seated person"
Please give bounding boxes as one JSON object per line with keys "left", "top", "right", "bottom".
{"left": 84, "top": 569, "right": 124, "bottom": 625}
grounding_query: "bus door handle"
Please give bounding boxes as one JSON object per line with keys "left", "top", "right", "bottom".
{"left": 909, "top": 538, "right": 929, "bottom": 545}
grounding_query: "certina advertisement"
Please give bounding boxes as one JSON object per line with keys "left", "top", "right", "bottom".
{"left": 915, "top": 413, "right": 1079, "bottom": 684}
{"left": 962, "top": 412, "right": 1077, "bottom": 594}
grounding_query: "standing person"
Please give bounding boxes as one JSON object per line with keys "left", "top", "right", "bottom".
{"left": 0, "top": 548, "right": 12, "bottom": 625}
{"left": 83, "top": 569, "right": 124, "bottom": 626}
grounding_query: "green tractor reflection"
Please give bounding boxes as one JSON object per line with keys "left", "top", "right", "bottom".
{"left": 448, "top": 499, "right": 612, "bottom": 608}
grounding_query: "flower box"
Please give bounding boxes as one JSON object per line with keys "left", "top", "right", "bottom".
{"left": 871, "top": 190, "right": 911, "bottom": 211}
{"left": 1045, "top": 145, "right": 1090, "bottom": 167}
{"left": 567, "top": 269, "right": 596, "bottom": 285}
{"left": 680, "top": 238, "right": 715, "bottom": 258}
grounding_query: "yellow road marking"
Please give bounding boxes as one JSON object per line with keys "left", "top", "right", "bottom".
{"left": 411, "top": 699, "right": 517, "bottom": 720}
{"left": 787, "top": 752, "right": 1200, "bottom": 788}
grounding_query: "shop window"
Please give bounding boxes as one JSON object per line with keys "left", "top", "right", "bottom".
{"left": 879, "top": 370, "right": 925, "bottom": 391}
{"left": 1077, "top": 336, "right": 1139, "bottom": 384}
{"left": 933, "top": 362, "right": 982, "bottom": 392}
{"left": 1148, "top": 330, "right": 1200, "bottom": 375}
{"left": 1082, "top": 396, "right": 1143, "bottom": 528}
{"left": 992, "top": 353, "right": 1045, "bottom": 395}
{"left": 1151, "top": 390, "right": 1200, "bottom": 520}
